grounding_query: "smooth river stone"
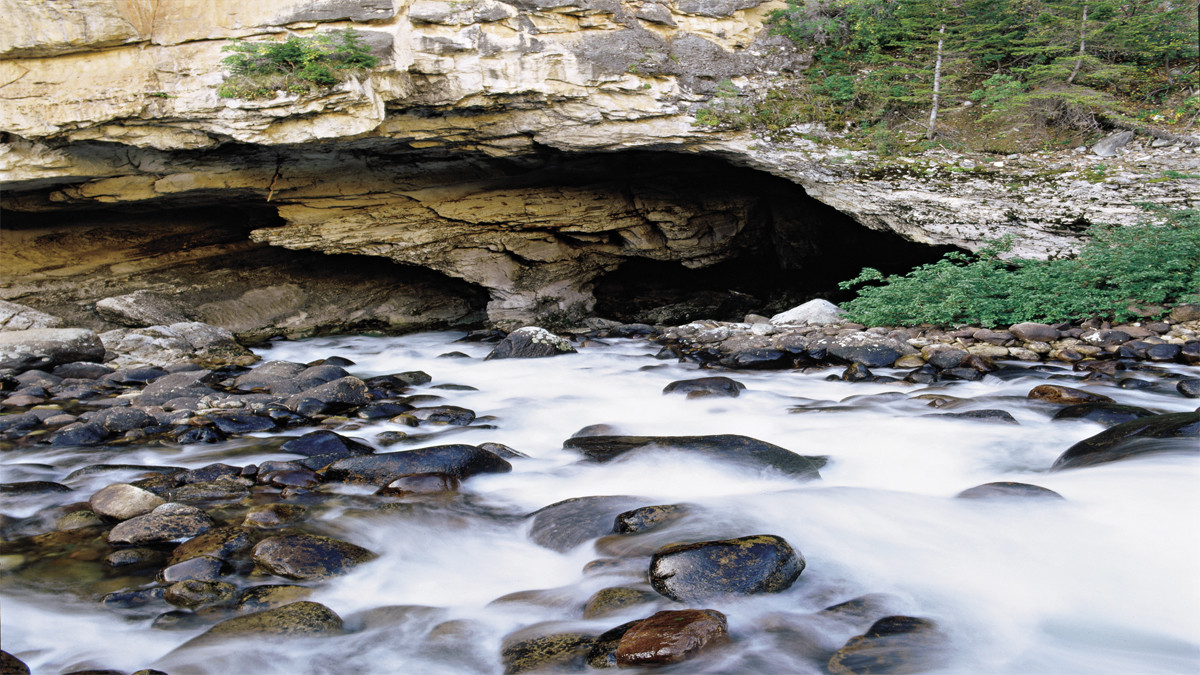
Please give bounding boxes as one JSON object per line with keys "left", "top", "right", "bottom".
{"left": 563, "top": 435, "right": 826, "bottom": 479}
{"left": 321, "top": 444, "right": 511, "bottom": 484}
{"left": 252, "top": 533, "right": 376, "bottom": 580}
{"left": 615, "top": 609, "right": 728, "bottom": 666}
{"left": 89, "top": 483, "right": 165, "bottom": 521}
{"left": 1052, "top": 411, "right": 1200, "bottom": 470}
{"left": 108, "top": 503, "right": 213, "bottom": 545}
{"left": 649, "top": 535, "right": 805, "bottom": 602}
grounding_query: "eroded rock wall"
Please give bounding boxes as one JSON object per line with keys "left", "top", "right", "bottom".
{"left": 2, "top": 0, "right": 1196, "bottom": 328}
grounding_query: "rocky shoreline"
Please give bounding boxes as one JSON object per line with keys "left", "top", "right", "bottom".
{"left": 1, "top": 303, "right": 1198, "bottom": 674}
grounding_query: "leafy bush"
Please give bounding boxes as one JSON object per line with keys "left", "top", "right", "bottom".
{"left": 838, "top": 206, "right": 1200, "bottom": 327}
{"left": 218, "top": 29, "right": 378, "bottom": 99}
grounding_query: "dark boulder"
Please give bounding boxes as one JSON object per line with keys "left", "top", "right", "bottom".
{"left": 284, "top": 377, "right": 370, "bottom": 412}
{"left": 48, "top": 422, "right": 109, "bottom": 446}
{"left": 89, "top": 407, "right": 157, "bottom": 433}
{"left": 280, "top": 430, "right": 374, "bottom": 458}
{"left": 1052, "top": 402, "right": 1157, "bottom": 427}
{"left": 955, "top": 482, "right": 1064, "bottom": 500}
{"left": 52, "top": 362, "right": 114, "bottom": 379}
{"left": 1178, "top": 378, "right": 1200, "bottom": 398}
{"left": 614, "top": 609, "right": 728, "bottom": 666}
{"left": 206, "top": 411, "right": 276, "bottom": 435}
{"left": 718, "top": 348, "right": 791, "bottom": 370}
{"left": 408, "top": 405, "right": 476, "bottom": 425}
{"left": 485, "top": 327, "right": 577, "bottom": 360}
{"left": 135, "top": 371, "right": 216, "bottom": 406}
{"left": 251, "top": 533, "right": 376, "bottom": 580}
{"left": 662, "top": 377, "right": 746, "bottom": 398}
{"left": 564, "top": 435, "right": 826, "bottom": 479}
{"left": 321, "top": 445, "right": 511, "bottom": 485}
{"left": 649, "top": 535, "right": 804, "bottom": 602}
{"left": 1052, "top": 412, "right": 1200, "bottom": 470}
{"left": 614, "top": 504, "right": 689, "bottom": 534}
{"left": 1, "top": 650, "right": 30, "bottom": 675}
{"left": 926, "top": 410, "right": 1018, "bottom": 424}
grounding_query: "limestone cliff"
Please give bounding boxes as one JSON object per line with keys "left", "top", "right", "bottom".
{"left": 2, "top": 0, "right": 1197, "bottom": 330}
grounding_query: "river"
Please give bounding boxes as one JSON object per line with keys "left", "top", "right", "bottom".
{"left": 2, "top": 331, "right": 1198, "bottom": 674}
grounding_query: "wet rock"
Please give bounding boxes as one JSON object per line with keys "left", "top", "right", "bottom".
{"left": 262, "top": 469, "right": 321, "bottom": 489}
{"left": 152, "top": 610, "right": 209, "bottom": 631}
{"left": 1145, "top": 343, "right": 1182, "bottom": 361}
{"left": 48, "top": 422, "right": 109, "bottom": 446}
{"left": 174, "top": 426, "right": 225, "bottom": 444}
{"left": 136, "top": 371, "right": 216, "bottom": 406}
{"left": 649, "top": 535, "right": 804, "bottom": 602}
{"left": 284, "top": 376, "right": 370, "bottom": 411}
{"left": 88, "top": 407, "right": 157, "bottom": 433}
{"left": 719, "top": 348, "right": 791, "bottom": 370}
{"left": 252, "top": 533, "right": 376, "bottom": 580}
{"left": 0, "top": 328, "right": 105, "bottom": 373}
{"left": 1028, "top": 384, "right": 1114, "bottom": 405}
{"left": 89, "top": 483, "right": 165, "bottom": 521}
{"left": 170, "top": 479, "right": 251, "bottom": 503}
{"left": 841, "top": 363, "right": 874, "bottom": 382}
{"left": 177, "top": 463, "right": 241, "bottom": 485}
{"left": 615, "top": 609, "right": 728, "bottom": 666}
{"left": 0, "top": 650, "right": 30, "bottom": 675}
{"left": 168, "top": 527, "right": 255, "bottom": 565}
{"left": 237, "top": 584, "right": 314, "bottom": 612}
{"left": 186, "top": 601, "right": 343, "bottom": 644}
{"left": 0, "top": 412, "right": 40, "bottom": 432}
{"left": 356, "top": 401, "right": 415, "bottom": 419}
{"left": 377, "top": 472, "right": 460, "bottom": 496}
{"left": 925, "top": 410, "right": 1018, "bottom": 424}
{"left": 101, "top": 322, "right": 256, "bottom": 370}
{"left": 485, "top": 327, "right": 577, "bottom": 360}
{"left": 584, "top": 587, "right": 663, "bottom": 619}
{"left": 58, "top": 510, "right": 105, "bottom": 530}
{"left": 164, "top": 579, "right": 238, "bottom": 609}
{"left": 812, "top": 333, "right": 916, "bottom": 368}
{"left": 955, "top": 482, "right": 1065, "bottom": 500}
{"left": 1052, "top": 412, "right": 1200, "bottom": 470}
{"left": 243, "top": 503, "right": 308, "bottom": 529}
{"left": 1052, "top": 402, "right": 1157, "bottom": 427}
{"left": 828, "top": 616, "right": 949, "bottom": 675}
{"left": 108, "top": 503, "right": 214, "bottom": 545}
{"left": 322, "top": 444, "right": 512, "bottom": 485}
{"left": 408, "top": 405, "right": 476, "bottom": 425}
{"left": 478, "top": 442, "right": 526, "bottom": 459}
{"left": 280, "top": 430, "right": 374, "bottom": 459}
{"left": 613, "top": 504, "right": 689, "bottom": 534}
{"left": 529, "top": 496, "right": 647, "bottom": 553}
{"left": 564, "top": 435, "right": 826, "bottom": 479}
{"left": 102, "top": 587, "right": 166, "bottom": 609}
{"left": 52, "top": 362, "right": 114, "bottom": 379}
{"left": 159, "top": 555, "right": 225, "bottom": 582}
{"left": 662, "top": 376, "right": 745, "bottom": 398}
{"left": 1177, "top": 379, "right": 1200, "bottom": 398}
{"left": 500, "top": 629, "right": 594, "bottom": 674}
{"left": 205, "top": 411, "right": 276, "bottom": 435}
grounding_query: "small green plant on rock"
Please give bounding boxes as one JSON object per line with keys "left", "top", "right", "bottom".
{"left": 218, "top": 29, "right": 378, "bottom": 100}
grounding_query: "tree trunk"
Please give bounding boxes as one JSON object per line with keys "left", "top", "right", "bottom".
{"left": 927, "top": 24, "right": 945, "bottom": 141}
{"left": 1067, "top": 3, "right": 1088, "bottom": 85}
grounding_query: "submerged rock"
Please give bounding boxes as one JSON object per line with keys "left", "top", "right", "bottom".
{"left": 501, "top": 629, "right": 595, "bottom": 675}
{"left": 485, "top": 327, "right": 577, "bottom": 360}
{"left": 1051, "top": 402, "right": 1156, "bottom": 427}
{"left": 662, "top": 376, "right": 746, "bottom": 398}
{"left": 828, "top": 616, "right": 949, "bottom": 675}
{"left": 529, "top": 496, "right": 646, "bottom": 553}
{"left": 955, "top": 482, "right": 1064, "bottom": 500}
{"left": 185, "top": 601, "right": 343, "bottom": 645}
{"left": 1052, "top": 412, "right": 1200, "bottom": 470}
{"left": 583, "top": 587, "right": 663, "bottom": 619}
{"left": 563, "top": 435, "right": 826, "bottom": 479}
{"left": 649, "top": 535, "right": 804, "bottom": 602}
{"left": 89, "top": 483, "right": 165, "bottom": 521}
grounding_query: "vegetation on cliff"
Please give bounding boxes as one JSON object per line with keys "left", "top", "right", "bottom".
{"left": 218, "top": 29, "right": 378, "bottom": 99}
{"left": 700, "top": 0, "right": 1198, "bottom": 152}
{"left": 838, "top": 206, "right": 1200, "bottom": 327}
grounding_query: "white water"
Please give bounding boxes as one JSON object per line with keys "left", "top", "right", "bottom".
{"left": 3, "top": 331, "right": 1198, "bottom": 674}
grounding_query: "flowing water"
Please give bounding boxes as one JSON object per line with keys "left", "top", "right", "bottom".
{"left": 2, "top": 332, "right": 1198, "bottom": 674}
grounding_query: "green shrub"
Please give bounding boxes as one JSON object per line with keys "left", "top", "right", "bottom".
{"left": 838, "top": 205, "right": 1200, "bottom": 327}
{"left": 218, "top": 29, "right": 378, "bottom": 99}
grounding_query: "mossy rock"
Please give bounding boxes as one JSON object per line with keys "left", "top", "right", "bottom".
{"left": 584, "top": 587, "right": 663, "bottom": 619}
{"left": 183, "top": 601, "right": 343, "bottom": 647}
{"left": 500, "top": 631, "right": 595, "bottom": 674}
{"left": 827, "top": 616, "right": 949, "bottom": 674}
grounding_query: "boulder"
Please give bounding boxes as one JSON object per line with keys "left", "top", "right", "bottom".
{"left": 649, "top": 535, "right": 804, "bottom": 602}
{"left": 1027, "top": 384, "right": 1114, "bottom": 405}
{"left": 613, "top": 504, "right": 689, "bottom": 534}
{"left": 0, "top": 300, "right": 62, "bottom": 331}
{"left": 1052, "top": 412, "right": 1200, "bottom": 470}
{"left": 1091, "top": 130, "right": 1134, "bottom": 157}
{"left": 501, "top": 630, "right": 595, "bottom": 675}
{"left": 251, "top": 533, "right": 376, "bottom": 580}
{"left": 95, "top": 290, "right": 187, "bottom": 327}
{"left": 408, "top": 405, "right": 476, "bottom": 425}
{"left": 615, "top": 609, "right": 728, "bottom": 666}
{"left": 0, "top": 328, "right": 104, "bottom": 372}
{"left": 662, "top": 376, "right": 745, "bottom": 398}
{"left": 283, "top": 376, "right": 370, "bottom": 411}
{"left": 1009, "top": 322, "right": 1060, "bottom": 342}
{"left": 564, "top": 435, "right": 826, "bottom": 479}
{"left": 1169, "top": 303, "right": 1200, "bottom": 322}
{"left": 48, "top": 422, "right": 109, "bottom": 446}
{"left": 99, "top": 322, "right": 256, "bottom": 369}
{"left": 1178, "top": 378, "right": 1200, "bottom": 398}
{"left": 321, "top": 444, "right": 511, "bottom": 484}
{"left": 184, "top": 601, "right": 343, "bottom": 645}
{"left": 164, "top": 579, "right": 238, "bottom": 609}
{"left": 811, "top": 333, "right": 917, "bottom": 368}
{"left": 485, "top": 327, "right": 577, "bottom": 360}
{"left": 108, "top": 502, "right": 214, "bottom": 545}
{"left": 770, "top": 299, "right": 845, "bottom": 326}
{"left": 89, "top": 483, "right": 165, "bottom": 521}
{"left": 135, "top": 370, "right": 216, "bottom": 406}
{"left": 88, "top": 406, "right": 157, "bottom": 433}
{"left": 168, "top": 526, "right": 256, "bottom": 565}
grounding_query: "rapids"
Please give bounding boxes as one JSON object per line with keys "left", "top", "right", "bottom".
{"left": 2, "top": 331, "right": 1198, "bottom": 674}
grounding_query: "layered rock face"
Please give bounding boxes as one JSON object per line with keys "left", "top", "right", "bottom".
{"left": 3, "top": 0, "right": 1196, "bottom": 328}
